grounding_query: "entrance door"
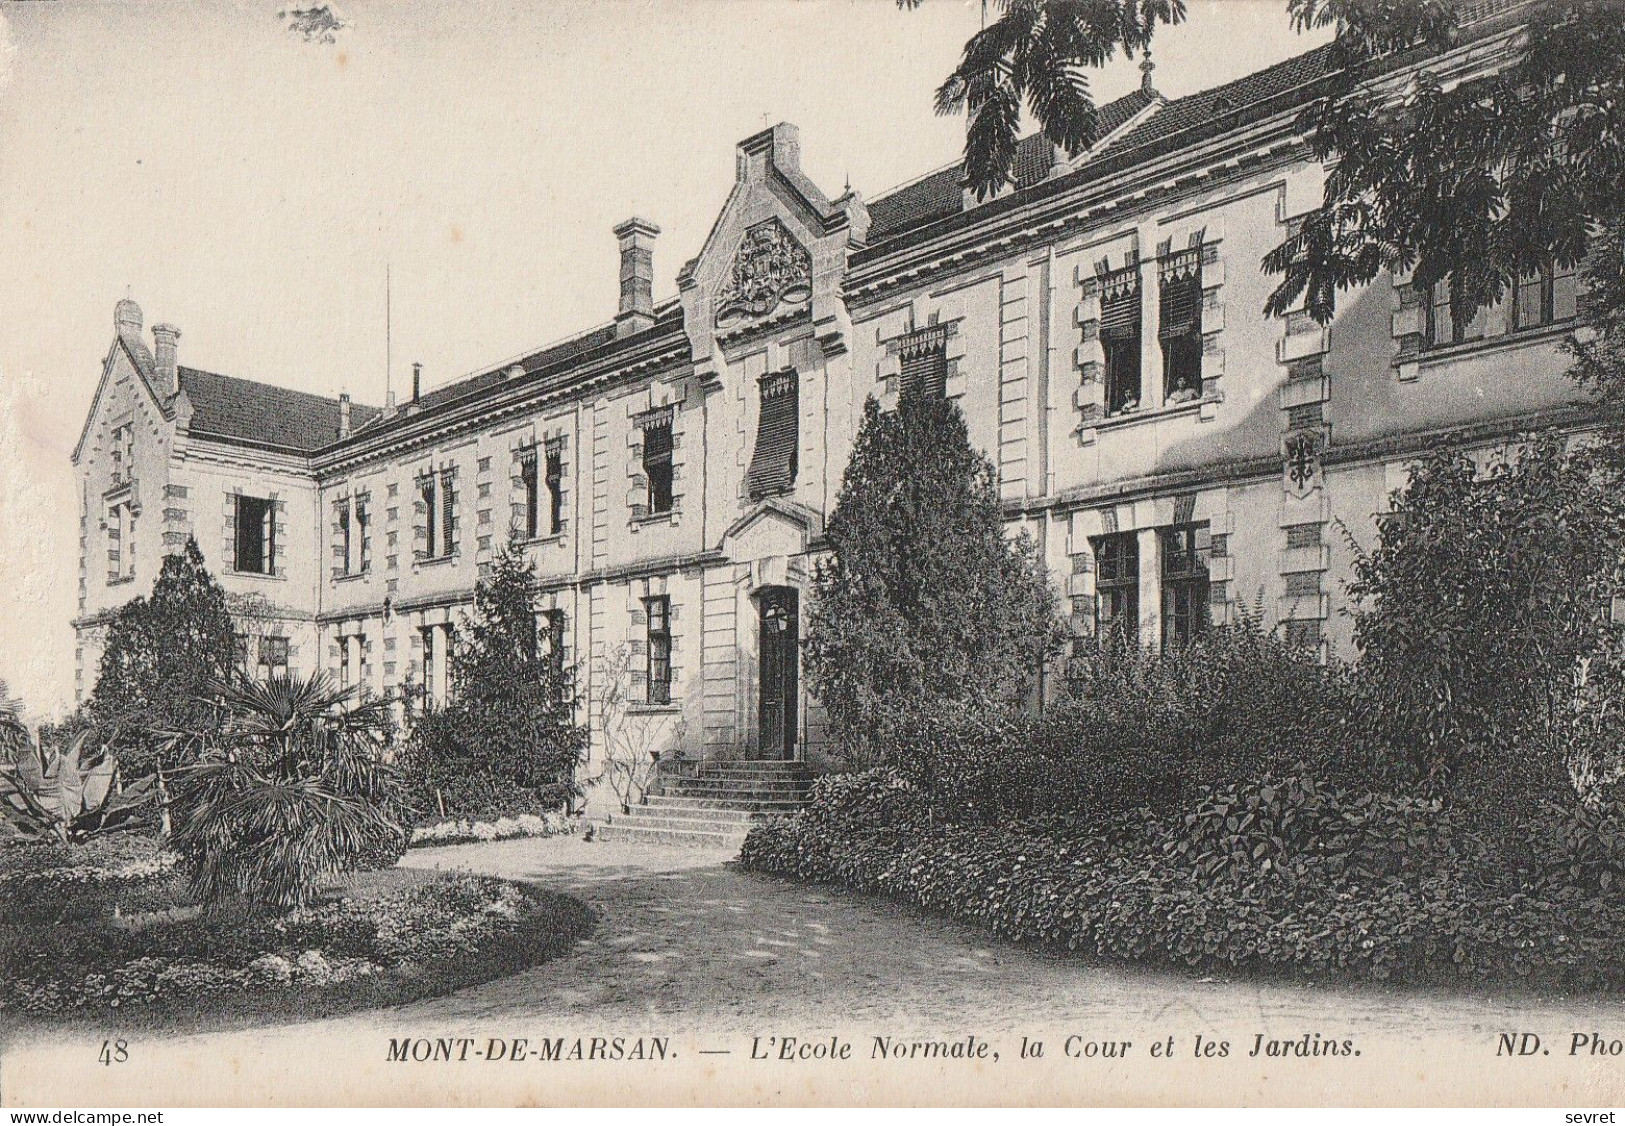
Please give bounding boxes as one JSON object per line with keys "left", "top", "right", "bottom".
{"left": 757, "top": 587, "right": 799, "bottom": 760}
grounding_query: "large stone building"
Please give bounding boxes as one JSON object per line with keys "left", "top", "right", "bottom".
{"left": 72, "top": 6, "right": 1584, "bottom": 792}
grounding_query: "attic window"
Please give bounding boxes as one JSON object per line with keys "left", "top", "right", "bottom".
{"left": 1211, "top": 95, "right": 1234, "bottom": 114}
{"left": 746, "top": 370, "right": 799, "bottom": 500}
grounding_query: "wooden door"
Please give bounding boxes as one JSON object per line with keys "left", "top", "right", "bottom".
{"left": 757, "top": 588, "right": 799, "bottom": 760}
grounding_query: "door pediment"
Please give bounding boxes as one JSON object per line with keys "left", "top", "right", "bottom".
{"left": 719, "top": 497, "right": 823, "bottom": 561}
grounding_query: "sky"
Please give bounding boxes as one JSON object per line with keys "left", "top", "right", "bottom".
{"left": 0, "top": 0, "right": 1329, "bottom": 719}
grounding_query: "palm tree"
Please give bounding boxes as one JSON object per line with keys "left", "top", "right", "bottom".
{"left": 167, "top": 673, "right": 410, "bottom": 910}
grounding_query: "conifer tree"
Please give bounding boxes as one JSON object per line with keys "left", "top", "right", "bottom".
{"left": 804, "top": 390, "right": 1065, "bottom": 759}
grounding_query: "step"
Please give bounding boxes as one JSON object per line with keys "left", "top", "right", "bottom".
{"left": 641, "top": 794, "right": 809, "bottom": 815}
{"left": 620, "top": 802, "right": 758, "bottom": 824}
{"left": 612, "top": 812, "right": 759, "bottom": 834}
{"left": 592, "top": 820, "right": 746, "bottom": 851}
{"left": 688, "top": 763, "right": 815, "bottom": 778}
{"left": 663, "top": 777, "right": 812, "bottom": 796}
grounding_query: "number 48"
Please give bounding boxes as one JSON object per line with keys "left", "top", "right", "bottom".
{"left": 98, "top": 1039, "right": 129, "bottom": 1066}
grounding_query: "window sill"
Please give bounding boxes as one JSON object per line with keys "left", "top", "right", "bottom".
{"left": 102, "top": 480, "right": 135, "bottom": 502}
{"left": 630, "top": 509, "right": 678, "bottom": 528}
{"left": 107, "top": 575, "right": 137, "bottom": 587}
{"left": 1090, "top": 397, "right": 1206, "bottom": 434}
{"left": 628, "top": 703, "right": 681, "bottom": 716}
{"left": 333, "top": 569, "right": 372, "bottom": 584}
{"left": 231, "top": 570, "right": 285, "bottom": 581}
{"left": 1412, "top": 322, "right": 1575, "bottom": 367}
{"left": 414, "top": 553, "right": 459, "bottom": 568}
{"left": 519, "top": 532, "right": 566, "bottom": 548}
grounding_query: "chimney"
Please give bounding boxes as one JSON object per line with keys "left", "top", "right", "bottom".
{"left": 151, "top": 323, "right": 180, "bottom": 398}
{"left": 338, "top": 392, "right": 352, "bottom": 438}
{"left": 613, "top": 218, "right": 660, "bottom": 338}
{"left": 412, "top": 362, "right": 422, "bottom": 402}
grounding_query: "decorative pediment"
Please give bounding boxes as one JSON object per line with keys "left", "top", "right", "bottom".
{"left": 715, "top": 218, "right": 812, "bottom": 329}
{"left": 718, "top": 497, "right": 823, "bottom": 560}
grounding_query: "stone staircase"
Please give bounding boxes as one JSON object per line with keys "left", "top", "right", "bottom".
{"left": 592, "top": 760, "right": 813, "bottom": 850}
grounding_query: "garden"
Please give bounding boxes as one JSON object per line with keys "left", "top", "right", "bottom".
{"left": 0, "top": 537, "right": 592, "bottom": 1026}
{"left": 742, "top": 216, "right": 1625, "bottom": 991}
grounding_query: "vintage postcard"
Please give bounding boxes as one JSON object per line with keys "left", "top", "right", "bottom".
{"left": 2, "top": 0, "right": 1624, "bottom": 1109}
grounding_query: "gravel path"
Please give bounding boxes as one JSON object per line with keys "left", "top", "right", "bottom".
{"left": 5, "top": 835, "right": 1623, "bottom": 1106}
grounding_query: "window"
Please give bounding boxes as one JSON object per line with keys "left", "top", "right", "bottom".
{"left": 518, "top": 446, "right": 540, "bottom": 539}
{"left": 1159, "top": 247, "right": 1203, "bottom": 402}
{"left": 546, "top": 442, "right": 564, "bottom": 535}
{"left": 1092, "top": 532, "right": 1140, "bottom": 646}
{"left": 336, "top": 494, "right": 370, "bottom": 575}
{"left": 418, "top": 470, "right": 457, "bottom": 559}
{"left": 233, "top": 495, "right": 276, "bottom": 575}
{"left": 418, "top": 623, "right": 451, "bottom": 705}
{"left": 108, "top": 502, "right": 136, "bottom": 582}
{"left": 259, "top": 635, "right": 289, "bottom": 679}
{"left": 1425, "top": 278, "right": 1487, "bottom": 348}
{"left": 340, "top": 634, "right": 363, "bottom": 689}
{"left": 1160, "top": 523, "right": 1210, "bottom": 650}
{"left": 899, "top": 327, "right": 948, "bottom": 399}
{"left": 746, "top": 370, "right": 799, "bottom": 500}
{"left": 642, "top": 416, "right": 674, "bottom": 516}
{"left": 110, "top": 422, "right": 134, "bottom": 486}
{"left": 1513, "top": 260, "right": 1579, "bottom": 332}
{"left": 1099, "top": 264, "right": 1142, "bottom": 415}
{"left": 537, "top": 608, "right": 567, "bottom": 694}
{"left": 644, "top": 596, "right": 671, "bottom": 705}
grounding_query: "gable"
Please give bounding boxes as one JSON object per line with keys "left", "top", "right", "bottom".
{"left": 72, "top": 336, "right": 172, "bottom": 466}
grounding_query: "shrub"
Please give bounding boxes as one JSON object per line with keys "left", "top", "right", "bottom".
{"left": 168, "top": 675, "right": 410, "bottom": 910}
{"left": 742, "top": 775, "right": 1625, "bottom": 990}
{"left": 803, "top": 392, "right": 1065, "bottom": 765}
{"left": 398, "top": 537, "right": 586, "bottom": 818}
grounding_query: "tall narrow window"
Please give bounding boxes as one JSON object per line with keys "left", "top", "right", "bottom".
{"left": 1513, "top": 259, "right": 1579, "bottom": 331}
{"left": 439, "top": 469, "right": 456, "bottom": 558}
{"left": 1160, "top": 523, "right": 1211, "bottom": 650}
{"left": 234, "top": 495, "right": 275, "bottom": 575}
{"left": 1159, "top": 247, "right": 1203, "bottom": 402}
{"left": 110, "top": 422, "right": 134, "bottom": 486}
{"left": 419, "top": 475, "right": 438, "bottom": 558}
{"left": 538, "top": 608, "right": 567, "bottom": 695}
{"left": 518, "top": 446, "right": 540, "bottom": 539}
{"left": 1100, "top": 263, "right": 1142, "bottom": 415}
{"left": 338, "top": 503, "right": 352, "bottom": 574}
{"left": 645, "top": 596, "right": 671, "bottom": 705}
{"left": 899, "top": 327, "right": 948, "bottom": 399}
{"left": 108, "top": 502, "right": 136, "bottom": 582}
{"left": 1092, "top": 532, "right": 1140, "bottom": 647}
{"left": 545, "top": 441, "right": 564, "bottom": 535}
{"left": 746, "top": 370, "right": 799, "bottom": 500}
{"left": 419, "top": 626, "right": 437, "bottom": 706}
{"left": 642, "top": 416, "right": 674, "bottom": 516}
{"left": 355, "top": 495, "right": 370, "bottom": 572}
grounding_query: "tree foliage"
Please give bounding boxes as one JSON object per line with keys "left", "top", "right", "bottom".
{"left": 87, "top": 538, "right": 239, "bottom": 775}
{"left": 1264, "top": 0, "right": 1625, "bottom": 325}
{"left": 804, "top": 391, "right": 1066, "bottom": 761}
{"left": 399, "top": 536, "right": 587, "bottom": 818}
{"left": 1346, "top": 440, "right": 1625, "bottom": 798}
{"left": 902, "top": 0, "right": 1187, "bottom": 200}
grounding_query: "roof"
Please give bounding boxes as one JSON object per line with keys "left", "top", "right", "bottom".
{"left": 178, "top": 367, "right": 381, "bottom": 452}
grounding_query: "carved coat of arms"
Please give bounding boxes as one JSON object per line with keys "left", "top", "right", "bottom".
{"left": 715, "top": 218, "right": 812, "bottom": 328}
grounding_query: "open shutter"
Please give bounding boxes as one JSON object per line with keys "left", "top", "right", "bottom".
{"left": 440, "top": 470, "right": 456, "bottom": 557}
{"left": 1099, "top": 266, "right": 1142, "bottom": 341}
{"left": 1159, "top": 250, "right": 1203, "bottom": 339}
{"left": 745, "top": 371, "right": 800, "bottom": 500}
{"left": 899, "top": 328, "right": 949, "bottom": 398}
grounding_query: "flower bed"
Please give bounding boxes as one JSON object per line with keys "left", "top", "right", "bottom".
{"left": 0, "top": 835, "right": 591, "bottom": 1021}
{"left": 410, "top": 810, "right": 575, "bottom": 848}
{"left": 740, "top": 770, "right": 1625, "bottom": 991}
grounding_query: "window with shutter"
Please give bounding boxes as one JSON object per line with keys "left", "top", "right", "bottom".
{"left": 1092, "top": 532, "right": 1140, "bottom": 648}
{"left": 419, "top": 476, "right": 438, "bottom": 557}
{"left": 518, "top": 447, "right": 540, "bottom": 539}
{"left": 643, "top": 416, "right": 674, "bottom": 515}
{"left": 898, "top": 327, "right": 948, "bottom": 399}
{"left": 746, "top": 370, "right": 799, "bottom": 500}
{"left": 1099, "top": 265, "right": 1142, "bottom": 415}
{"left": 338, "top": 503, "right": 352, "bottom": 574}
{"left": 439, "top": 469, "right": 456, "bottom": 557}
{"left": 1160, "top": 522, "right": 1210, "bottom": 649}
{"left": 355, "top": 496, "right": 370, "bottom": 571}
{"left": 1159, "top": 248, "right": 1203, "bottom": 401}
{"left": 545, "top": 442, "right": 564, "bottom": 534}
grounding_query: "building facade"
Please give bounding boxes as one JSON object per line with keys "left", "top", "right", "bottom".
{"left": 72, "top": 8, "right": 1586, "bottom": 798}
